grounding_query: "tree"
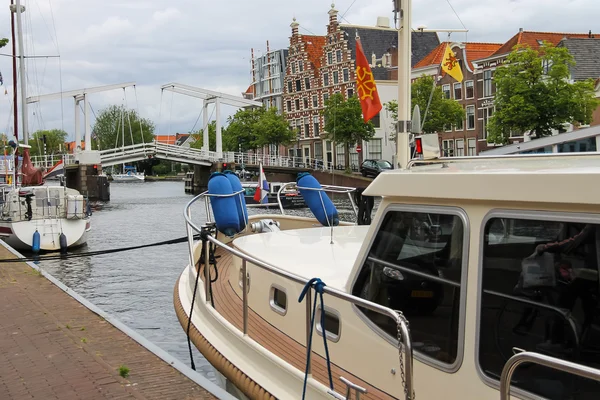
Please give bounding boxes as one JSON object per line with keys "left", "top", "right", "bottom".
{"left": 29, "top": 129, "right": 68, "bottom": 156}
{"left": 322, "top": 93, "right": 375, "bottom": 170}
{"left": 222, "top": 106, "right": 294, "bottom": 153}
{"left": 222, "top": 107, "right": 262, "bottom": 152}
{"left": 91, "top": 105, "right": 155, "bottom": 150}
{"left": 190, "top": 121, "right": 217, "bottom": 151}
{"left": 0, "top": 38, "right": 7, "bottom": 49}
{"left": 384, "top": 75, "right": 464, "bottom": 134}
{"left": 487, "top": 42, "right": 600, "bottom": 144}
{"left": 253, "top": 107, "right": 295, "bottom": 154}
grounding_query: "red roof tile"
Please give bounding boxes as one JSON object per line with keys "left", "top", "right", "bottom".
{"left": 302, "top": 35, "right": 326, "bottom": 72}
{"left": 154, "top": 135, "right": 177, "bottom": 145}
{"left": 491, "top": 30, "right": 599, "bottom": 57}
{"left": 244, "top": 85, "right": 253, "bottom": 94}
{"left": 413, "top": 42, "right": 502, "bottom": 70}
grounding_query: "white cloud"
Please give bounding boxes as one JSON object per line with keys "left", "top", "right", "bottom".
{"left": 0, "top": 0, "right": 597, "bottom": 142}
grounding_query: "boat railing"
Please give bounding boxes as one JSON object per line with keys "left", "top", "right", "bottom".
{"left": 184, "top": 196, "right": 415, "bottom": 399}
{"left": 197, "top": 181, "right": 359, "bottom": 225}
{"left": 275, "top": 182, "right": 358, "bottom": 218}
{"left": 499, "top": 351, "right": 600, "bottom": 400}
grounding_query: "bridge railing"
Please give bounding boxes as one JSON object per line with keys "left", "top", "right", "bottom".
{"left": 30, "top": 154, "right": 75, "bottom": 169}
{"left": 230, "top": 152, "right": 339, "bottom": 172}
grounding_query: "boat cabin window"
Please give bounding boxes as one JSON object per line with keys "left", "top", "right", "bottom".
{"left": 352, "top": 209, "right": 466, "bottom": 369}
{"left": 244, "top": 186, "right": 256, "bottom": 196}
{"left": 480, "top": 216, "right": 600, "bottom": 398}
{"left": 316, "top": 306, "right": 341, "bottom": 342}
{"left": 269, "top": 285, "right": 287, "bottom": 315}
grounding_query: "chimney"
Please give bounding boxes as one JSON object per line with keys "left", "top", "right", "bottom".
{"left": 376, "top": 16, "right": 390, "bottom": 28}
{"left": 290, "top": 17, "right": 299, "bottom": 36}
{"left": 519, "top": 27, "right": 523, "bottom": 32}
{"left": 590, "top": 30, "right": 593, "bottom": 38}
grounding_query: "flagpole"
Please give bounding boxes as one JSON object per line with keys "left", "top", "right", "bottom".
{"left": 395, "top": 0, "right": 411, "bottom": 169}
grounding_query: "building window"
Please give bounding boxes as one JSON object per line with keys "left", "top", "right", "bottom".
{"left": 305, "top": 77, "right": 310, "bottom": 90}
{"left": 371, "top": 113, "right": 380, "bottom": 128}
{"left": 295, "top": 80, "right": 301, "bottom": 92}
{"left": 313, "top": 115, "right": 320, "bottom": 136}
{"left": 442, "top": 139, "right": 454, "bottom": 156}
{"left": 287, "top": 81, "right": 292, "bottom": 93}
{"left": 347, "top": 88, "right": 354, "bottom": 98}
{"left": 453, "top": 82, "right": 462, "bottom": 100}
{"left": 455, "top": 139, "right": 464, "bottom": 156}
{"left": 352, "top": 208, "right": 466, "bottom": 367}
{"left": 295, "top": 99, "right": 300, "bottom": 110}
{"left": 335, "top": 143, "right": 345, "bottom": 167}
{"left": 467, "top": 138, "right": 476, "bottom": 156}
{"left": 479, "top": 217, "right": 600, "bottom": 399}
{"left": 483, "top": 70, "right": 492, "bottom": 97}
{"left": 299, "top": 61, "right": 304, "bottom": 72}
{"left": 314, "top": 139, "right": 323, "bottom": 160}
{"left": 343, "top": 68, "right": 349, "bottom": 82}
{"left": 312, "top": 95, "right": 318, "bottom": 108}
{"left": 291, "top": 62, "right": 296, "bottom": 74}
{"left": 333, "top": 71, "right": 339, "bottom": 85}
{"left": 328, "top": 52, "right": 333, "bottom": 65}
{"left": 296, "top": 119, "right": 303, "bottom": 137}
{"left": 304, "top": 118, "right": 310, "bottom": 138}
{"left": 303, "top": 98, "right": 309, "bottom": 109}
{"left": 466, "top": 106, "right": 475, "bottom": 130}
{"left": 456, "top": 111, "right": 464, "bottom": 131}
{"left": 482, "top": 108, "right": 493, "bottom": 138}
{"left": 444, "top": 123, "right": 452, "bottom": 132}
{"left": 324, "top": 73, "right": 329, "bottom": 86}
{"left": 323, "top": 93, "right": 329, "bottom": 104}
{"left": 286, "top": 100, "right": 292, "bottom": 112}
{"left": 442, "top": 84, "right": 451, "bottom": 99}
{"left": 465, "top": 80, "right": 474, "bottom": 99}
{"left": 336, "top": 49, "right": 342, "bottom": 63}
{"left": 368, "top": 138, "right": 382, "bottom": 160}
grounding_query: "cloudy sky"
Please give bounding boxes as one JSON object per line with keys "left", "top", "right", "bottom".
{"left": 0, "top": 0, "right": 596, "bottom": 143}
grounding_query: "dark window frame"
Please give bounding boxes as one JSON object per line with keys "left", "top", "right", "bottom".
{"left": 350, "top": 204, "right": 470, "bottom": 373}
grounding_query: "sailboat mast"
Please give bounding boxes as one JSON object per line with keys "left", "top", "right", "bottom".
{"left": 394, "top": 0, "right": 412, "bottom": 169}
{"left": 14, "top": 0, "right": 28, "bottom": 145}
{"left": 10, "top": 0, "right": 18, "bottom": 144}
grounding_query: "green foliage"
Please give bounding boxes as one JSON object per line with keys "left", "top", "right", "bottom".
{"left": 190, "top": 121, "right": 217, "bottom": 151}
{"left": 29, "top": 129, "right": 68, "bottom": 156}
{"left": 322, "top": 93, "right": 375, "bottom": 168}
{"left": 384, "top": 75, "right": 464, "bottom": 134}
{"left": 222, "top": 107, "right": 294, "bottom": 153}
{"left": 91, "top": 105, "right": 155, "bottom": 150}
{"left": 0, "top": 38, "right": 7, "bottom": 49}
{"left": 118, "top": 365, "right": 130, "bottom": 378}
{"left": 487, "top": 42, "right": 600, "bottom": 144}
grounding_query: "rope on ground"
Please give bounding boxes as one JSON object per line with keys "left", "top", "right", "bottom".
{"left": 0, "top": 233, "right": 201, "bottom": 263}
{"left": 298, "top": 277, "right": 333, "bottom": 399}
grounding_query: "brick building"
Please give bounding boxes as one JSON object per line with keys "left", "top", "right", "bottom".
{"left": 282, "top": 4, "right": 438, "bottom": 168}
{"left": 471, "top": 29, "right": 598, "bottom": 153}
{"left": 411, "top": 42, "right": 502, "bottom": 156}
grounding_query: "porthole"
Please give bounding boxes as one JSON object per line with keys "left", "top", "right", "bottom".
{"left": 316, "top": 306, "right": 341, "bottom": 342}
{"left": 269, "top": 285, "right": 287, "bottom": 316}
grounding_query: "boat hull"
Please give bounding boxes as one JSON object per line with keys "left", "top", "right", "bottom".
{"left": 112, "top": 173, "right": 145, "bottom": 182}
{"left": 0, "top": 218, "right": 90, "bottom": 251}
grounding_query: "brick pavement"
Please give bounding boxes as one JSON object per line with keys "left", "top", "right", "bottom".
{"left": 0, "top": 246, "right": 219, "bottom": 400}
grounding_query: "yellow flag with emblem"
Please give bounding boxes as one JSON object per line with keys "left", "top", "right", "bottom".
{"left": 441, "top": 44, "right": 463, "bottom": 82}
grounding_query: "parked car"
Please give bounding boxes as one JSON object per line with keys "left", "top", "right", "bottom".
{"left": 360, "top": 159, "right": 393, "bottom": 177}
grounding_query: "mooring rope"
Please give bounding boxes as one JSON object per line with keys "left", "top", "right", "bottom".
{"left": 298, "top": 277, "right": 333, "bottom": 399}
{"left": 0, "top": 233, "right": 201, "bottom": 263}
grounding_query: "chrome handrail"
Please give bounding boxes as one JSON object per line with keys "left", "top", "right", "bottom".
{"left": 276, "top": 182, "right": 358, "bottom": 218}
{"left": 500, "top": 351, "right": 600, "bottom": 400}
{"left": 183, "top": 192, "right": 415, "bottom": 399}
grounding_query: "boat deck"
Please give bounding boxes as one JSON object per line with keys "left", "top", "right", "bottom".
{"left": 206, "top": 247, "right": 394, "bottom": 399}
{"left": 0, "top": 244, "right": 220, "bottom": 400}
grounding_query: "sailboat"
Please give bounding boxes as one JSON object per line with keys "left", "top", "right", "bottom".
{"left": 174, "top": 1, "right": 600, "bottom": 399}
{"left": 0, "top": 0, "right": 91, "bottom": 252}
{"left": 110, "top": 108, "right": 145, "bottom": 182}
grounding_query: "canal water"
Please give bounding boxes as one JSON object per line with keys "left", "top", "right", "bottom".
{"left": 36, "top": 180, "right": 369, "bottom": 386}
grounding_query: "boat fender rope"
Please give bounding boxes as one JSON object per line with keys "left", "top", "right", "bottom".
{"left": 298, "top": 277, "right": 333, "bottom": 399}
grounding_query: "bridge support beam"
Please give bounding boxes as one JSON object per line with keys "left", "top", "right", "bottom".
{"left": 191, "top": 164, "right": 211, "bottom": 195}
{"left": 215, "top": 97, "right": 222, "bottom": 159}
{"left": 202, "top": 103, "right": 209, "bottom": 152}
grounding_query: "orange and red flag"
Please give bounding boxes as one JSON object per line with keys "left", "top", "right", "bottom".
{"left": 355, "top": 38, "right": 382, "bottom": 122}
